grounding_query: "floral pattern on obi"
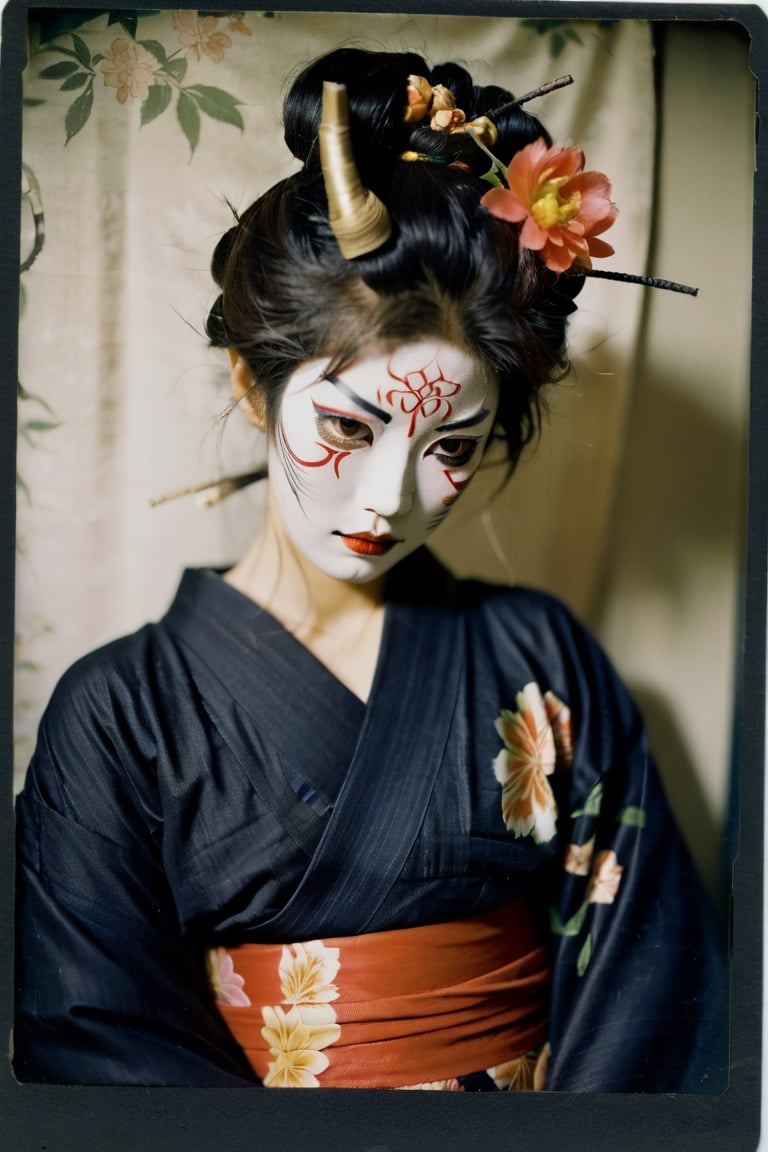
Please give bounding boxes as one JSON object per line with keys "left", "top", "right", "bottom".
{"left": 261, "top": 941, "right": 341, "bottom": 1087}
{"left": 492, "top": 683, "right": 573, "bottom": 843}
{"left": 206, "top": 948, "right": 251, "bottom": 1007}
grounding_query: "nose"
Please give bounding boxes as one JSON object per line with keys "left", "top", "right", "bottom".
{"left": 357, "top": 443, "right": 415, "bottom": 520}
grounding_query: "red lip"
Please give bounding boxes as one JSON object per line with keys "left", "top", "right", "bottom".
{"left": 335, "top": 532, "right": 400, "bottom": 556}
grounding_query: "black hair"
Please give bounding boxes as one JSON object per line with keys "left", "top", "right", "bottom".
{"left": 206, "top": 47, "right": 583, "bottom": 468}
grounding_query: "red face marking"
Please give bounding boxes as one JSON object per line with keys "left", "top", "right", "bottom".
{"left": 380, "top": 355, "right": 462, "bottom": 438}
{"left": 281, "top": 429, "right": 351, "bottom": 478}
{"left": 441, "top": 470, "right": 470, "bottom": 506}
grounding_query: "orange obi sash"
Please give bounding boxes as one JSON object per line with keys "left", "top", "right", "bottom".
{"left": 208, "top": 901, "right": 551, "bottom": 1089}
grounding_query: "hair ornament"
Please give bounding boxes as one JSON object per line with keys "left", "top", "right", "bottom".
{"left": 319, "top": 80, "right": 392, "bottom": 259}
{"left": 478, "top": 136, "right": 617, "bottom": 274}
{"left": 403, "top": 75, "right": 498, "bottom": 148}
{"left": 486, "top": 74, "right": 575, "bottom": 118}
{"left": 150, "top": 469, "right": 268, "bottom": 509}
{"left": 475, "top": 134, "right": 697, "bottom": 294}
{"left": 399, "top": 151, "right": 472, "bottom": 175}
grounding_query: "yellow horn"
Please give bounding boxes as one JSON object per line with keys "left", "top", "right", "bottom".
{"left": 319, "top": 81, "right": 392, "bottom": 260}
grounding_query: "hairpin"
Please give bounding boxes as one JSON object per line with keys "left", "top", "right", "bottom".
{"left": 150, "top": 468, "right": 267, "bottom": 509}
{"left": 485, "top": 74, "right": 574, "bottom": 118}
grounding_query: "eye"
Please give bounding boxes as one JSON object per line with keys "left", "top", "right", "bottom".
{"left": 314, "top": 409, "right": 373, "bottom": 450}
{"left": 427, "top": 436, "right": 480, "bottom": 468}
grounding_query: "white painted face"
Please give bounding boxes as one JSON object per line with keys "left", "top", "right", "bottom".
{"left": 268, "top": 340, "right": 499, "bottom": 583}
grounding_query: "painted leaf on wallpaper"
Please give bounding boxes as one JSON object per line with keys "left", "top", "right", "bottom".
{"left": 164, "top": 58, "right": 189, "bottom": 84}
{"left": 141, "top": 82, "right": 173, "bottom": 128}
{"left": 139, "top": 39, "right": 168, "bottom": 66}
{"left": 520, "top": 20, "right": 584, "bottom": 59}
{"left": 64, "top": 84, "right": 94, "bottom": 144}
{"left": 177, "top": 90, "right": 201, "bottom": 155}
{"left": 39, "top": 60, "right": 80, "bottom": 80}
{"left": 26, "top": 11, "right": 249, "bottom": 151}
{"left": 71, "top": 33, "right": 93, "bottom": 69}
{"left": 59, "top": 73, "right": 90, "bottom": 92}
{"left": 186, "top": 85, "right": 244, "bottom": 130}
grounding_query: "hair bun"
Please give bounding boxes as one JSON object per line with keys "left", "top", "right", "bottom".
{"left": 283, "top": 48, "right": 434, "bottom": 181}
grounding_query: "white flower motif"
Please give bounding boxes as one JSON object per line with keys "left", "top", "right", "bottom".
{"left": 493, "top": 682, "right": 558, "bottom": 843}
{"left": 278, "top": 940, "right": 340, "bottom": 1004}
{"left": 261, "top": 1004, "right": 341, "bottom": 1088}
{"left": 259, "top": 939, "right": 343, "bottom": 1088}
{"left": 263, "top": 1048, "right": 331, "bottom": 1088}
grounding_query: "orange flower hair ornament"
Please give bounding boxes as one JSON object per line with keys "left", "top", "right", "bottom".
{"left": 470, "top": 128, "right": 696, "bottom": 295}
{"left": 480, "top": 139, "right": 618, "bottom": 274}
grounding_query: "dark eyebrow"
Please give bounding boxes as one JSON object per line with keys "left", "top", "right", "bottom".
{"left": 324, "top": 373, "right": 392, "bottom": 424}
{"left": 435, "top": 408, "right": 491, "bottom": 432}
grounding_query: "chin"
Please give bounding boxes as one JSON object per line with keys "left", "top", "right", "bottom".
{"left": 307, "top": 543, "right": 414, "bottom": 585}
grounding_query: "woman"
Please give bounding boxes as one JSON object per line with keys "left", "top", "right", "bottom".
{"left": 14, "top": 47, "right": 728, "bottom": 1092}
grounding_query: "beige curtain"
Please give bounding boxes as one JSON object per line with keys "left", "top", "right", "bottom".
{"left": 16, "top": 13, "right": 753, "bottom": 905}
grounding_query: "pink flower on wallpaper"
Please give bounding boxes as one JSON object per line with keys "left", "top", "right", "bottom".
{"left": 171, "top": 12, "right": 233, "bottom": 63}
{"left": 99, "top": 38, "right": 159, "bottom": 104}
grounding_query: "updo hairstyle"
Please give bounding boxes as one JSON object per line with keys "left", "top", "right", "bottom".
{"left": 206, "top": 48, "right": 583, "bottom": 468}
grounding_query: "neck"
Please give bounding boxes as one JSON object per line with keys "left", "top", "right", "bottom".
{"left": 225, "top": 493, "right": 388, "bottom": 701}
{"left": 225, "top": 496, "right": 387, "bottom": 635}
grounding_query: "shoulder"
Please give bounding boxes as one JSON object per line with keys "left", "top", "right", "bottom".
{"left": 23, "top": 626, "right": 161, "bottom": 811}
{"left": 461, "top": 576, "right": 578, "bottom": 629}
{"left": 396, "top": 548, "right": 599, "bottom": 668}
{"left": 45, "top": 624, "right": 163, "bottom": 732}
{"left": 454, "top": 573, "right": 641, "bottom": 730}
{"left": 41, "top": 569, "right": 211, "bottom": 737}
{"left": 24, "top": 579, "right": 206, "bottom": 821}
{"left": 458, "top": 572, "right": 593, "bottom": 664}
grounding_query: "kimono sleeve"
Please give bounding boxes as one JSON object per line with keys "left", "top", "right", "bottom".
{"left": 14, "top": 653, "right": 259, "bottom": 1086}
{"left": 537, "top": 601, "right": 730, "bottom": 1093}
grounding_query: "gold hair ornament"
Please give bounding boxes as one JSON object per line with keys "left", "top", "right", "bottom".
{"left": 404, "top": 75, "right": 497, "bottom": 148}
{"left": 319, "top": 80, "right": 392, "bottom": 260}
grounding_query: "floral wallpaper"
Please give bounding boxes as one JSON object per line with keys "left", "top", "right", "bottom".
{"left": 26, "top": 10, "right": 255, "bottom": 152}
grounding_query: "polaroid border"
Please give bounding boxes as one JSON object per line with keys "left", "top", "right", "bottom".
{"left": 0, "top": 2, "right": 765, "bottom": 1149}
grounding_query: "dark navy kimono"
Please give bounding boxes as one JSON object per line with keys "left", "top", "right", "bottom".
{"left": 14, "top": 550, "right": 729, "bottom": 1090}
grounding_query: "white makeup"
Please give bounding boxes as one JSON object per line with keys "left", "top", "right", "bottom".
{"left": 267, "top": 340, "right": 499, "bottom": 583}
